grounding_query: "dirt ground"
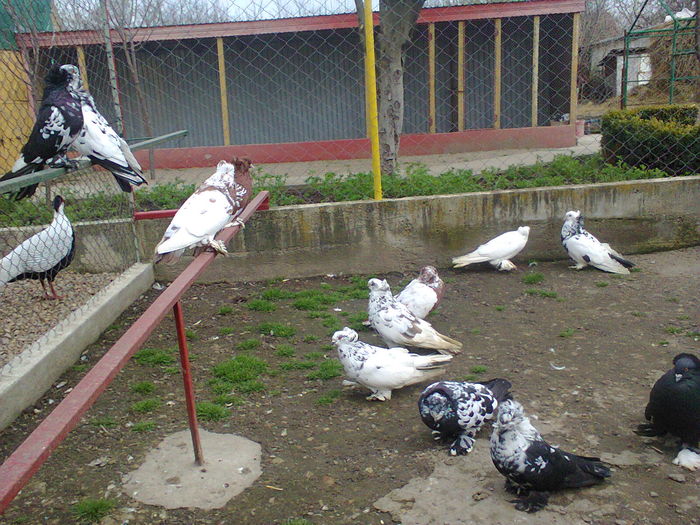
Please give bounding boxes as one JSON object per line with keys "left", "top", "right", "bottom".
{"left": 1, "top": 246, "right": 699, "bottom": 525}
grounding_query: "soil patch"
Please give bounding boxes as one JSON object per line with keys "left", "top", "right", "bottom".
{"left": 1, "top": 247, "right": 699, "bottom": 524}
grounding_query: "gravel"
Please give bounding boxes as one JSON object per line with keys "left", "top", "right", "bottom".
{"left": 0, "top": 271, "right": 117, "bottom": 369}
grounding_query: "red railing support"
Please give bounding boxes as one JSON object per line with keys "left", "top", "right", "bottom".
{"left": 173, "top": 300, "right": 204, "bottom": 466}
{"left": 0, "top": 191, "right": 269, "bottom": 513}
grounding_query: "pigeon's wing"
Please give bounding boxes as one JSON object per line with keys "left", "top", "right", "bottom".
{"left": 155, "top": 189, "right": 232, "bottom": 255}
{"left": 454, "top": 230, "right": 525, "bottom": 266}
{"left": 396, "top": 280, "right": 437, "bottom": 319}
{"left": 566, "top": 233, "right": 630, "bottom": 274}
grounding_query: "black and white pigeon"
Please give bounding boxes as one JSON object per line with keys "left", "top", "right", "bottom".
{"left": 154, "top": 158, "right": 253, "bottom": 264}
{"left": 490, "top": 399, "right": 611, "bottom": 513}
{"left": 0, "top": 195, "right": 75, "bottom": 300}
{"left": 67, "top": 65, "right": 147, "bottom": 193}
{"left": 395, "top": 265, "right": 445, "bottom": 319}
{"left": 452, "top": 226, "right": 530, "bottom": 272}
{"left": 635, "top": 353, "right": 700, "bottom": 471}
{"left": 560, "top": 210, "right": 634, "bottom": 274}
{"left": 331, "top": 327, "right": 453, "bottom": 401}
{"left": 1, "top": 65, "right": 83, "bottom": 200}
{"left": 418, "top": 378, "right": 511, "bottom": 455}
{"left": 367, "top": 278, "right": 463, "bottom": 355}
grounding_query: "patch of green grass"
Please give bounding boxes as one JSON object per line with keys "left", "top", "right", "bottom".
{"left": 163, "top": 366, "right": 180, "bottom": 375}
{"left": 72, "top": 363, "right": 89, "bottom": 373}
{"left": 658, "top": 341, "right": 669, "bottom": 346}
{"left": 260, "top": 288, "right": 297, "bottom": 300}
{"left": 72, "top": 498, "right": 116, "bottom": 523}
{"left": 258, "top": 322, "right": 296, "bottom": 338}
{"left": 677, "top": 314, "right": 691, "bottom": 320}
{"left": 630, "top": 267, "right": 642, "bottom": 273}
{"left": 470, "top": 365, "right": 488, "bottom": 375}
{"left": 247, "top": 299, "right": 277, "bottom": 312}
{"left": 131, "top": 421, "right": 156, "bottom": 433}
{"left": 595, "top": 281, "right": 609, "bottom": 288}
{"left": 236, "top": 380, "right": 266, "bottom": 394}
{"left": 134, "top": 347, "right": 176, "bottom": 366}
{"left": 275, "top": 344, "right": 296, "bottom": 357}
{"left": 213, "top": 355, "right": 268, "bottom": 383}
{"left": 212, "top": 394, "right": 245, "bottom": 406}
{"left": 686, "top": 331, "right": 700, "bottom": 338}
{"left": 347, "top": 312, "right": 370, "bottom": 331}
{"left": 521, "top": 272, "right": 544, "bottom": 285}
{"left": 90, "top": 416, "right": 118, "bottom": 428}
{"left": 283, "top": 518, "right": 314, "bottom": 525}
{"left": 304, "top": 351, "right": 325, "bottom": 360}
{"left": 666, "top": 297, "right": 679, "bottom": 303}
{"left": 307, "top": 359, "right": 344, "bottom": 380}
{"left": 130, "top": 399, "right": 161, "bottom": 413}
{"left": 237, "top": 338, "right": 261, "bottom": 351}
{"left": 218, "top": 305, "right": 233, "bottom": 315}
{"left": 321, "top": 316, "right": 342, "bottom": 332}
{"left": 462, "top": 374, "right": 478, "bottom": 382}
{"left": 219, "top": 326, "right": 235, "bottom": 336}
{"left": 185, "top": 329, "right": 199, "bottom": 341}
{"left": 470, "top": 328, "right": 481, "bottom": 335}
{"left": 559, "top": 328, "right": 575, "bottom": 338}
{"left": 665, "top": 326, "right": 683, "bottom": 334}
{"left": 280, "top": 360, "right": 317, "bottom": 370}
{"left": 302, "top": 335, "right": 319, "bottom": 343}
{"left": 494, "top": 305, "right": 505, "bottom": 312}
{"left": 317, "top": 390, "right": 342, "bottom": 406}
{"left": 208, "top": 379, "right": 235, "bottom": 395}
{"left": 130, "top": 381, "right": 155, "bottom": 395}
{"left": 630, "top": 311, "right": 646, "bottom": 317}
{"left": 524, "top": 288, "right": 558, "bottom": 298}
{"left": 320, "top": 344, "right": 334, "bottom": 352}
{"left": 293, "top": 297, "right": 325, "bottom": 311}
{"left": 196, "top": 402, "right": 229, "bottom": 421}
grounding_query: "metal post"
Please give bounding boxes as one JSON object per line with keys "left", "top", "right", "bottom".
{"left": 173, "top": 300, "right": 204, "bottom": 466}
{"left": 362, "top": 1, "right": 382, "bottom": 200}
{"left": 100, "top": 0, "right": 125, "bottom": 135}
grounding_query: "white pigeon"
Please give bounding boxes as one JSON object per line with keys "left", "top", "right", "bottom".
{"left": 154, "top": 158, "right": 253, "bottom": 264}
{"left": 332, "top": 327, "right": 453, "bottom": 401}
{"left": 367, "top": 278, "right": 462, "bottom": 355}
{"left": 560, "top": 210, "right": 634, "bottom": 274}
{"left": 452, "top": 226, "right": 530, "bottom": 271}
{"left": 0, "top": 195, "right": 75, "bottom": 300}
{"left": 395, "top": 265, "right": 445, "bottom": 319}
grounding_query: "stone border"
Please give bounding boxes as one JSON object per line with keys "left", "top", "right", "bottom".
{"left": 0, "top": 263, "right": 154, "bottom": 430}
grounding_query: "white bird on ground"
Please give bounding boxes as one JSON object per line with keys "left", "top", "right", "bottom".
{"left": 0, "top": 195, "right": 75, "bottom": 300}
{"left": 560, "top": 210, "right": 634, "bottom": 274}
{"left": 367, "top": 278, "right": 462, "bottom": 355}
{"left": 395, "top": 265, "right": 445, "bottom": 319}
{"left": 154, "top": 158, "right": 253, "bottom": 264}
{"left": 452, "top": 226, "right": 530, "bottom": 271}
{"left": 332, "top": 327, "right": 453, "bottom": 401}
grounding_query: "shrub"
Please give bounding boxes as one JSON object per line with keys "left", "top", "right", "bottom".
{"left": 601, "top": 105, "right": 699, "bottom": 176}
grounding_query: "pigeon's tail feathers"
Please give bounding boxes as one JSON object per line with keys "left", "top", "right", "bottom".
{"left": 415, "top": 330, "right": 463, "bottom": 355}
{"left": 634, "top": 423, "right": 666, "bottom": 437}
{"left": 560, "top": 453, "right": 611, "bottom": 488}
{"left": 576, "top": 456, "right": 612, "bottom": 482}
{"left": 118, "top": 137, "right": 142, "bottom": 173}
{"left": 608, "top": 250, "right": 635, "bottom": 269}
{"left": 414, "top": 353, "right": 454, "bottom": 370}
{"left": 1, "top": 163, "right": 41, "bottom": 200}
{"left": 90, "top": 156, "right": 147, "bottom": 192}
{"left": 452, "top": 252, "right": 489, "bottom": 268}
{"left": 591, "top": 254, "right": 631, "bottom": 274}
{"left": 479, "top": 378, "right": 512, "bottom": 402}
{"left": 154, "top": 248, "right": 185, "bottom": 265}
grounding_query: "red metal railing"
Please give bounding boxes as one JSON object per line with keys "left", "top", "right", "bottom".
{"left": 0, "top": 191, "right": 270, "bottom": 513}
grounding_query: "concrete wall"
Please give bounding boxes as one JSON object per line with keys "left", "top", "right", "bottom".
{"left": 143, "top": 176, "right": 700, "bottom": 283}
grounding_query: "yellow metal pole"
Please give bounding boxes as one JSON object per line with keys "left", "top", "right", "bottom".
{"left": 493, "top": 18, "right": 502, "bottom": 129}
{"left": 428, "top": 22, "right": 436, "bottom": 134}
{"left": 216, "top": 37, "right": 231, "bottom": 146}
{"left": 531, "top": 16, "right": 540, "bottom": 127}
{"left": 457, "top": 21, "right": 465, "bottom": 131}
{"left": 569, "top": 12, "right": 580, "bottom": 126}
{"left": 76, "top": 46, "right": 89, "bottom": 91}
{"left": 363, "top": 0, "right": 382, "bottom": 200}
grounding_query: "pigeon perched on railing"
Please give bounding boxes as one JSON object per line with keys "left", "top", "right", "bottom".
{"left": 635, "top": 353, "right": 700, "bottom": 471}
{"left": 452, "top": 226, "right": 530, "bottom": 272}
{"left": 1, "top": 65, "right": 84, "bottom": 200}
{"left": 419, "top": 378, "right": 511, "bottom": 455}
{"left": 490, "top": 399, "right": 611, "bottom": 513}
{"left": 560, "top": 210, "right": 634, "bottom": 274}
{"left": 395, "top": 265, "right": 444, "bottom": 320}
{"left": 65, "top": 66, "right": 147, "bottom": 193}
{"left": 367, "top": 278, "right": 462, "bottom": 354}
{"left": 0, "top": 195, "right": 75, "bottom": 300}
{"left": 332, "top": 327, "right": 452, "bottom": 401}
{"left": 155, "top": 158, "right": 253, "bottom": 264}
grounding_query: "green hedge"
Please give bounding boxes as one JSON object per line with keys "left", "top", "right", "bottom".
{"left": 601, "top": 105, "right": 700, "bottom": 176}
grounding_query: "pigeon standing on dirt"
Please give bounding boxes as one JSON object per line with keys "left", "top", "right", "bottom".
{"left": 367, "top": 278, "right": 462, "bottom": 355}
{"left": 635, "top": 353, "right": 700, "bottom": 471}
{"left": 395, "top": 265, "right": 445, "bottom": 319}
{"left": 0, "top": 195, "right": 75, "bottom": 299}
{"left": 1, "top": 65, "right": 83, "bottom": 200}
{"left": 560, "top": 210, "right": 634, "bottom": 274}
{"left": 452, "top": 226, "right": 530, "bottom": 272}
{"left": 331, "top": 327, "right": 453, "bottom": 401}
{"left": 155, "top": 158, "right": 253, "bottom": 264}
{"left": 489, "top": 399, "right": 611, "bottom": 512}
{"left": 419, "top": 378, "right": 511, "bottom": 455}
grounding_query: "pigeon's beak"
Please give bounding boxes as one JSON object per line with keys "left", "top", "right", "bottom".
{"left": 675, "top": 373, "right": 683, "bottom": 382}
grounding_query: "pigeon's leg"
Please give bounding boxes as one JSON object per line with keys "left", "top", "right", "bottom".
{"left": 223, "top": 217, "right": 246, "bottom": 230}
{"left": 48, "top": 155, "right": 80, "bottom": 170}
{"left": 342, "top": 380, "right": 360, "bottom": 388}
{"left": 497, "top": 260, "right": 517, "bottom": 272}
{"left": 431, "top": 430, "right": 445, "bottom": 442}
{"left": 208, "top": 239, "right": 229, "bottom": 256}
{"left": 513, "top": 491, "right": 549, "bottom": 513}
{"left": 47, "top": 281, "right": 62, "bottom": 300}
{"left": 39, "top": 279, "right": 51, "bottom": 300}
{"left": 450, "top": 431, "right": 476, "bottom": 455}
{"left": 569, "top": 262, "right": 587, "bottom": 270}
{"left": 504, "top": 479, "right": 526, "bottom": 495}
{"left": 366, "top": 390, "right": 390, "bottom": 401}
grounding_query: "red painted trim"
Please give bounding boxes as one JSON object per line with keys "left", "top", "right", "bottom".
{"left": 17, "top": 1, "right": 584, "bottom": 47}
{"left": 0, "top": 191, "right": 270, "bottom": 514}
{"left": 133, "top": 209, "right": 178, "bottom": 220}
{"left": 133, "top": 126, "right": 577, "bottom": 169}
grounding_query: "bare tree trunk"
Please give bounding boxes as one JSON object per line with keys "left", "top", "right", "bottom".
{"left": 696, "top": 0, "right": 699, "bottom": 125}
{"left": 376, "top": 0, "right": 423, "bottom": 175}
{"left": 123, "top": 39, "right": 153, "bottom": 138}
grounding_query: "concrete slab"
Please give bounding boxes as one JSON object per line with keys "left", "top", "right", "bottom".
{"left": 0, "top": 262, "right": 154, "bottom": 430}
{"left": 122, "top": 429, "right": 262, "bottom": 510}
